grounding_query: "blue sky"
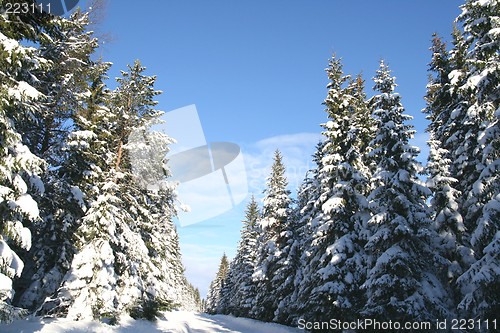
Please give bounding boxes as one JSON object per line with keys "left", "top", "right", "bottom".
{"left": 79, "top": 0, "right": 462, "bottom": 296}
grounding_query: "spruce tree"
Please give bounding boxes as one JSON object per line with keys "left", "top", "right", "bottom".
{"left": 280, "top": 143, "right": 324, "bottom": 326}
{"left": 0, "top": 3, "right": 50, "bottom": 322}
{"left": 453, "top": 0, "right": 499, "bottom": 320}
{"left": 294, "top": 57, "right": 373, "bottom": 326}
{"left": 37, "top": 60, "right": 191, "bottom": 320}
{"left": 424, "top": 0, "right": 499, "bottom": 321}
{"left": 426, "top": 139, "right": 472, "bottom": 291}
{"left": 250, "top": 150, "right": 292, "bottom": 322}
{"left": 221, "top": 196, "right": 260, "bottom": 317}
{"left": 15, "top": 11, "right": 108, "bottom": 312}
{"left": 205, "top": 253, "right": 229, "bottom": 314}
{"left": 424, "top": 33, "right": 473, "bottom": 313}
{"left": 362, "top": 61, "right": 451, "bottom": 323}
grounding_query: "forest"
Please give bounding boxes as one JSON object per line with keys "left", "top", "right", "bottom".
{"left": 205, "top": 0, "right": 499, "bottom": 330}
{"left": 0, "top": 0, "right": 498, "bottom": 331}
{"left": 1, "top": 0, "right": 200, "bottom": 323}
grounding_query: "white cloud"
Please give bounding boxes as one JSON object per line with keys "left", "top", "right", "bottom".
{"left": 242, "top": 132, "right": 322, "bottom": 199}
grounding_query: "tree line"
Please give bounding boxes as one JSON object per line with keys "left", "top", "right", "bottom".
{"left": 206, "top": 0, "right": 499, "bottom": 330}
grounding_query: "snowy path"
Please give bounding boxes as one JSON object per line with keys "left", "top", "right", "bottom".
{"left": 1, "top": 311, "right": 303, "bottom": 333}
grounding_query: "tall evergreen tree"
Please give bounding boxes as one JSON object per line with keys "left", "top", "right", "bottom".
{"left": 293, "top": 57, "right": 373, "bottom": 326}
{"left": 250, "top": 150, "right": 292, "bottom": 322}
{"left": 1, "top": 1, "right": 199, "bottom": 322}
{"left": 453, "top": 0, "right": 499, "bottom": 320}
{"left": 424, "top": 0, "right": 499, "bottom": 321}
{"left": 426, "top": 138, "right": 472, "bottom": 295}
{"left": 280, "top": 143, "right": 324, "bottom": 326}
{"left": 37, "top": 60, "right": 192, "bottom": 320}
{"left": 361, "top": 61, "right": 451, "bottom": 323}
{"left": 0, "top": 3, "right": 51, "bottom": 322}
{"left": 219, "top": 196, "right": 259, "bottom": 316}
{"left": 15, "top": 11, "right": 108, "bottom": 312}
{"left": 424, "top": 33, "right": 472, "bottom": 312}
{"left": 205, "top": 253, "right": 229, "bottom": 314}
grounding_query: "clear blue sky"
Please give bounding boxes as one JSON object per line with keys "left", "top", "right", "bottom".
{"left": 79, "top": 0, "right": 462, "bottom": 297}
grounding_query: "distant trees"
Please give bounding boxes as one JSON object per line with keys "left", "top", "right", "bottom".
{"left": 206, "top": 0, "right": 498, "bottom": 326}
{"left": 205, "top": 253, "right": 229, "bottom": 314}
{"left": 219, "top": 196, "right": 259, "bottom": 316}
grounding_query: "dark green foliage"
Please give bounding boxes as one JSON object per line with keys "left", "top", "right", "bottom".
{"left": 129, "top": 298, "right": 179, "bottom": 321}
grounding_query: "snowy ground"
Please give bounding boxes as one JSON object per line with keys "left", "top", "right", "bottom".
{"left": 1, "top": 311, "right": 303, "bottom": 333}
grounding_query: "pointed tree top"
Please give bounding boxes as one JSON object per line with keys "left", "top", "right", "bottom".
{"left": 243, "top": 195, "right": 260, "bottom": 228}
{"left": 373, "top": 60, "right": 397, "bottom": 94}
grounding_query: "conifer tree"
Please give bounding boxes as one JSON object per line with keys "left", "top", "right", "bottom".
{"left": 15, "top": 11, "right": 108, "bottom": 312}
{"left": 1, "top": 2, "right": 199, "bottom": 322}
{"left": 424, "top": 0, "right": 499, "bottom": 321}
{"left": 279, "top": 143, "right": 323, "bottom": 325}
{"left": 293, "top": 57, "right": 373, "bottom": 325}
{"left": 220, "top": 196, "right": 260, "bottom": 316}
{"left": 205, "top": 253, "right": 229, "bottom": 314}
{"left": 426, "top": 139, "right": 471, "bottom": 292}
{"left": 424, "top": 34, "right": 454, "bottom": 146}
{"left": 362, "top": 61, "right": 451, "bottom": 322}
{"left": 251, "top": 150, "right": 292, "bottom": 322}
{"left": 37, "top": 60, "right": 190, "bottom": 320}
{"left": 424, "top": 34, "right": 472, "bottom": 313}
{"left": 453, "top": 0, "right": 499, "bottom": 320}
{"left": 0, "top": 3, "right": 50, "bottom": 322}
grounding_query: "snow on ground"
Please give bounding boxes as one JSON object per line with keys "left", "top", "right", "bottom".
{"left": 1, "top": 311, "right": 303, "bottom": 333}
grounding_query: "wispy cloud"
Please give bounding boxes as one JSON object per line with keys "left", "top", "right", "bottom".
{"left": 242, "top": 132, "right": 322, "bottom": 198}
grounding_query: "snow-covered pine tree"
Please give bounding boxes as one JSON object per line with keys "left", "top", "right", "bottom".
{"left": 293, "top": 57, "right": 373, "bottom": 326}
{"left": 250, "top": 150, "right": 293, "bottom": 322}
{"left": 15, "top": 10, "right": 108, "bottom": 312}
{"left": 19, "top": 9, "right": 98, "bottom": 159}
{"left": 219, "top": 196, "right": 260, "bottom": 317}
{"left": 205, "top": 253, "right": 229, "bottom": 314}
{"left": 424, "top": 1, "right": 499, "bottom": 321}
{"left": 270, "top": 207, "right": 301, "bottom": 323}
{"left": 0, "top": 3, "right": 50, "bottom": 322}
{"left": 38, "top": 60, "right": 193, "bottom": 320}
{"left": 362, "top": 61, "right": 451, "bottom": 323}
{"left": 453, "top": 0, "right": 500, "bottom": 320}
{"left": 111, "top": 60, "right": 197, "bottom": 314}
{"left": 424, "top": 33, "right": 473, "bottom": 313}
{"left": 426, "top": 138, "right": 472, "bottom": 304}
{"left": 278, "top": 142, "right": 324, "bottom": 326}
{"left": 424, "top": 34, "right": 454, "bottom": 147}
{"left": 216, "top": 261, "right": 234, "bottom": 315}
